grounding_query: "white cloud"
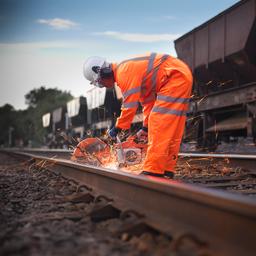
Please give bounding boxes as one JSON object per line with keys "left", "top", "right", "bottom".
{"left": 37, "top": 18, "right": 79, "bottom": 30}
{"left": 93, "top": 31, "right": 180, "bottom": 42}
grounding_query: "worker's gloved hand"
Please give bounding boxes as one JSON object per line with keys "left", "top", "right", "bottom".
{"left": 136, "top": 127, "right": 148, "bottom": 142}
{"left": 107, "top": 126, "right": 121, "bottom": 140}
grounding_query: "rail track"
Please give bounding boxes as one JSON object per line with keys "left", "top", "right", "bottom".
{"left": 177, "top": 153, "right": 256, "bottom": 196}
{"left": 6, "top": 148, "right": 256, "bottom": 195}
{"left": 2, "top": 148, "right": 256, "bottom": 256}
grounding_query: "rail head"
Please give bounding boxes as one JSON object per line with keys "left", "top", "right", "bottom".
{"left": 4, "top": 148, "right": 256, "bottom": 160}
{"left": 180, "top": 152, "right": 256, "bottom": 160}
{"left": 8, "top": 150, "right": 256, "bottom": 219}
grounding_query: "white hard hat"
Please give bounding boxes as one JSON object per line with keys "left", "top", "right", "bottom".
{"left": 83, "top": 56, "right": 109, "bottom": 87}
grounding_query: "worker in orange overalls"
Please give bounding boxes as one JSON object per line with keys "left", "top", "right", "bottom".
{"left": 83, "top": 53, "right": 193, "bottom": 178}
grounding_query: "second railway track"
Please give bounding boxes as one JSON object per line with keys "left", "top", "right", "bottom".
{"left": 2, "top": 149, "right": 256, "bottom": 256}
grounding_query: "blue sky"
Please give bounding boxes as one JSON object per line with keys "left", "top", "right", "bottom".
{"left": 0, "top": 0, "right": 239, "bottom": 109}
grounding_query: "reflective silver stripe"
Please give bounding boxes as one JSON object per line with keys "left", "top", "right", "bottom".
{"left": 117, "top": 56, "right": 150, "bottom": 69}
{"left": 151, "top": 54, "right": 169, "bottom": 93}
{"left": 147, "top": 53, "right": 156, "bottom": 75}
{"left": 141, "top": 53, "right": 157, "bottom": 96}
{"left": 122, "top": 101, "right": 139, "bottom": 108}
{"left": 141, "top": 54, "right": 170, "bottom": 104}
{"left": 123, "top": 85, "right": 141, "bottom": 99}
{"left": 152, "top": 106, "right": 187, "bottom": 116}
{"left": 157, "top": 94, "right": 190, "bottom": 104}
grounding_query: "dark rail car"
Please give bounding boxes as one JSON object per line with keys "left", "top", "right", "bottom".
{"left": 42, "top": 88, "right": 122, "bottom": 148}
{"left": 86, "top": 87, "right": 121, "bottom": 136}
{"left": 43, "top": 106, "right": 68, "bottom": 148}
{"left": 175, "top": 0, "right": 256, "bottom": 149}
{"left": 67, "top": 96, "right": 87, "bottom": 138}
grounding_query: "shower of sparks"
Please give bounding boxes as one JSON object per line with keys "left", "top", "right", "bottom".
{"left": 69, "top": 145, "right": 76, "bottom": 150}
{"left": 185, "top": 161, "right": 191, "bottom": 168}
{"left": 218, "top": 80, "right": 233, "bottom": 87}
{"left": 224, "top": 158, "right": 230, "bottom": 164}
{"left": 197, "top": 95, "right": 207, "bottom": 105}
{"left": 41, "top": 160, "right": 48, "bottom": 168}
{"left": 36, "top": 159, "right": 45, "bottom": 166}
{"left": 43, "top": 161, "right": 58, "bottom": 169}
{"left": 214, "top": 119, "right": 218, "bottom": 140}
{"left": 186, "top": 115, "right": 202, "bottom": 122}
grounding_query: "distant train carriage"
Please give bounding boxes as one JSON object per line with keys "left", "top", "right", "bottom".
{"left": 175, "top": 0, "right": 256, "bottom": 149}
{"left": 42, "top": 112, "right": 51, "bottom": 133}
{"left": 42, "top": 112, "right": 53, "bottom": 147}
{"left": 42, "top": 106, "right": 67, "bottom": 148}
{"left": 86, "top": 86, "right": 121, "bottom": 136}
{"left": 67, "top": 96, "right": 87, "bottom": 139}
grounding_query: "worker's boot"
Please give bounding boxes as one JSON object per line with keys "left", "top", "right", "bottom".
{"left": 141, "top": 171, "right": 164, "bottom": 177}
{"left": 164, "top": 171, "right": 174, "bottom": 179}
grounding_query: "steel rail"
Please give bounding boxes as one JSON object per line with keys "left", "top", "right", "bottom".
{"left": 7, "top": 148, "right": 256, "bottom": 172}
{"left": 7, "top": 148, "right": 256, "bottom": 159}
{"left": 3, "top": 150, "right": 256, "bottom": 256}
{"left": 179, "top": 152, "right": 256, "bottom": 160}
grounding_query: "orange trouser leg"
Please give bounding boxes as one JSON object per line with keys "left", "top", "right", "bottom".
{"left": 143, "top": 71, "right": 192, "bottom": 174}
{"left": 143, "top": 111, "right": 186, "bottom": 174}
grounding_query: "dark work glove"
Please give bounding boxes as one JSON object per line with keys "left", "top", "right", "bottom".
{"left": 108, "top": 126, "right": 121, "bottom": 139}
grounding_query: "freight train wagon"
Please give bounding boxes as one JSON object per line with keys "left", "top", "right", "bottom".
{"left": 42, "top": 88, "right": 122, "bottom": 148}
{"left": 175, "top": 0, "right": 256, "bottom": 149}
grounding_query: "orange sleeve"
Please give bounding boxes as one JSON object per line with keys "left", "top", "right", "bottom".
{"left": 116, "top": 88, "right": 140, "bottom": 129}
{"left": 114, "top": 59, "right": 145, "bottom": 130}
{"left": 116, "top": 108, "right": 137, "bottom": 130}
{"left": 115, "top": 69, "right": 142, "bottom": 130}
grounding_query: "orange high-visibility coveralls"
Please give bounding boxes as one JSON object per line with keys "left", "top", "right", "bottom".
{"left": 112, "top": 53, "right": 193, "bottom": 174}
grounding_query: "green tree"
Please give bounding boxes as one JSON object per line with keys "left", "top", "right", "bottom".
{"left": 24, "top": 86, "right": 73, "bottom": 145}
{"left": 0, "top": 104, "right": 16, "bottom": 146}
{"left": 0, "top": 87, "right": 73, "bottom": 147}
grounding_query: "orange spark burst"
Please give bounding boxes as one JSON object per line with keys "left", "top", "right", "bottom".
{"left": 206, "top": 80, "right": 213, "bottom": 85}
{"left": 197, "top": 96, "right": 207, "bottom": 105}
{"left": 185, "top": 161, "right": 191, "bottom": 168}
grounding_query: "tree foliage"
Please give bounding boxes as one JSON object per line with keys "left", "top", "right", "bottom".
{"left": 25, "top": 87, "right": 72, "bottom": 109}
{"left": 0, "top": 104, "right": 16, "bottom": 146}
{"left": 0, "top": 87, "right": 73, "bottom": 147}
